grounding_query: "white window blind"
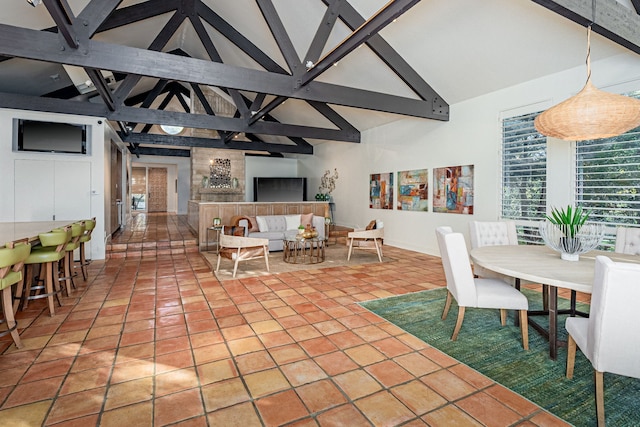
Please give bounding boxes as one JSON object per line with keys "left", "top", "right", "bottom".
{"left": 576, "top": 93, "right": 640, "bottom": 249}
{"left": 501, "top": 111, "right": 547, "bottom": 244}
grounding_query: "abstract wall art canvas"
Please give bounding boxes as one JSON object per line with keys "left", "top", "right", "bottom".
{"left": 397, "top": 169, "right": 428, "bottom": 211}
{"left": 433, "top": 165, "right": 474, "bottom": 214}
{"left": 370, "top": 172, "right": 393, "bottom": 209}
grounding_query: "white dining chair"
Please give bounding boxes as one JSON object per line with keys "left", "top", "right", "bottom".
{"left": 614, "top": 226, "right": 640, "bottom": 255}
{"left": 435, "top": 226, "right": 529, "bottom": 349}
{"left": 469, "top": 220, "right": 518, "bottom": 284}
{"left": 565, "top": 256, "right": 640, "bottom": 427}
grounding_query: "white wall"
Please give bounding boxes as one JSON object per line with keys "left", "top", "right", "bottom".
{"left": 245, "top": 156, "right": 299, "bottom": 202}
{"left": 0, "top": 108, "right": 107, "bottom": 260}
{"left": 301, "top": 52, "right": 640, "bottom": 256}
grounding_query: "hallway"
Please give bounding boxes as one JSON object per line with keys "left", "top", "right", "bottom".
{"left": 0, "top": 214, "right": 567, "bottom": 426}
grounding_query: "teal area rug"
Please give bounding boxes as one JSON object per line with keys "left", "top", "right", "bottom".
{"left": 360, "top": 288, "right": 640, "bottom": 427}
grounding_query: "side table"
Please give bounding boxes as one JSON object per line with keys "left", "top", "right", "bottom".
{"left": 206, "top": 226, "right": 223, "bottom": 253}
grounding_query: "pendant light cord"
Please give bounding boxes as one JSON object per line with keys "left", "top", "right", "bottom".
{"left": 586, "top": 0, "right": 596, "bottom": 83}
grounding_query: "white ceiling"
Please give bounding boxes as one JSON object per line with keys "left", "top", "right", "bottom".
{"left": 0, "top": 0, "right": 634, "bottom": 135}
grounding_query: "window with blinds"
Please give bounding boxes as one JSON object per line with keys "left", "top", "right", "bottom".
{"left": 576, "top": 93, "right": 640, "bottom": 249}
{"left": 501, "top": 111, "right": 547, "bottom": 244}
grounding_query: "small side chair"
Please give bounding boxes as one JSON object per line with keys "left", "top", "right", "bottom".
{"left": 216, "top": 233, "right": 270, "bottom": 278}
{"left": 347, "top": 220, "right": 384, "bottom": 262}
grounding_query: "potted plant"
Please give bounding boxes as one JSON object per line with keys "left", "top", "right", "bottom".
{"left": 544, "top": 205, "right": 591, "bottom": 259}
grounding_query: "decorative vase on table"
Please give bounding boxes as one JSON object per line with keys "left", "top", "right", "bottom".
{"left": 539, "top": 220, "right": 604, "bottom": 261}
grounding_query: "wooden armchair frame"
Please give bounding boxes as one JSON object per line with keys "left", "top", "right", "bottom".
{"left": 215, "top": 234, "right": 270, "bottom": 278}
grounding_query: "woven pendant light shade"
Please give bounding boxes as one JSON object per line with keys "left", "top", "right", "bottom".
{"left": 534, "top": 26, "right": 640, "bottom": 141}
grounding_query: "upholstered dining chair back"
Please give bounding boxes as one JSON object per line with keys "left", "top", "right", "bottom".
{"left": 469, "top": 220, "right": 518, "bottom": 249}
{"left": 435, "top": 226, "right": 529, "bottom": 349}
{"left": 614, "top": 226, "right": 640, "bottom": 255}
{"left": 435, "top": 226, "right": 477, "bottom": 307}
{"left": 565, "top": 256, "right": 640, "bottom": 426}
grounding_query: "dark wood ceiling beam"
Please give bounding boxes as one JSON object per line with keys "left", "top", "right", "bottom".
{"left": 530, "top": 0, "right": 640, "bottom": 55}
{"left": 128, "top": 145, "right": 191, "bottom": 157}
{"left": 43, "top": 0, "right": 79, "bottom": 49}
{"left": 302, "top": 0, "right": 419, "bottom": 86}
{"left": 76, "top": 0, "right": 123, "bottom": 37}
{"left": 120, "top": 132, "right": 313, "bottom": 154}
{"left": 256, "top": 0, "right": 300, "bottom": 74}
{"left": 95, "top": 0, "right": 180, "bottom": 33}
{"left": 113, "top": 11, "right": 186, "bottom": 104}
{"left": 304, "top": 0, "right": 343, "bottom": 68}
{"left": 0, "top": 90, "right": 357, "bottom": 142}
{"left": 0, "top": 23, "right": 434, "bottom": 118}
{"left": 189, "top": 14, "right": 247, "bottom": 117}
{"left": 308, "top": 101, "right": 357, "bottom": 133}
{"left": 196, "top": 1, "right": 288, "bottom": 74}
{"left": 250, "top": 93, "right": 267, "bottom": 112}
{"left": 248, "top": 96, "right": 287, "bottom": 125}
{"left": 85, "top": 68, "right": 116, "bottom": 110}
{"left": 322, "top": 0, "right": 448, "bottom": 119}
{"left": 632, "top": 0, "right": 640, "bottom": 14}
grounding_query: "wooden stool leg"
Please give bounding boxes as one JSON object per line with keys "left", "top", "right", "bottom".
{"left": 44, "top": 262, "right": 56, "bottom": 316}
{"left": 2, "top": 287, "right": 22, "bottom": 348}
{"left": 79, "top": 244, "right": 88, "bottom": 280}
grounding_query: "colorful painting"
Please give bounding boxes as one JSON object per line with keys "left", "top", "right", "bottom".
{"left": 397, "top": 169, "right": 428, "bottom": 211}
{"left": 370, "top": 172, "right": 393, "bottom": 209}
{"left": 433, "top": 165, "right": 474, "bottom": 214}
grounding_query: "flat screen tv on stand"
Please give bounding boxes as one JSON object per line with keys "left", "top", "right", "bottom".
{"left": 253, "top": 177, "right": 307, "bottom": 202}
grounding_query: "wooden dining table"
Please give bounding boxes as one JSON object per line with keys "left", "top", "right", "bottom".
{"left": 0, "top": 220, "right": 78, "bottom": 245}
{"left": 470, "top": 244, "right": 640, "bottom": 360}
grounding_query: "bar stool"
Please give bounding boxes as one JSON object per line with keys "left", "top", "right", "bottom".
{"left": 59, "top": 221, "right": 85, "bottom": 295}
{"left": 23, "top": 226, "right": 71, "bottom": 316}
{"left": 0, "top": 240, "right": 31, "bottom": 348}
{"left": 76, "top": 217, "right": 95, "bottom": 281}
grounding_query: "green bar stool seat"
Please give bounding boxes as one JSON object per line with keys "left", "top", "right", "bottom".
{"left": 23, "top": 227, "right": 71, "bottom": 316}
{"left": 76, "top": 217, "right": 95, "bottom": 281}
{"left": 0, "top": 241, "right": 31, "bottom": 348}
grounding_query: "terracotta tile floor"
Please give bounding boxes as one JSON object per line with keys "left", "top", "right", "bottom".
{"left": 0, "top": 214, "right": 576, "bottom": 426}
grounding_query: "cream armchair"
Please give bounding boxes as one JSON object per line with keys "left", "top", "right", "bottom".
{"left": 215, "top": 234, "right": 270, "bottom": 278}
{"left": 614, "top": 226, "right": 640, "bottom": 255}
{"left": 347, "top": 222, "right": 384, "bottom": 262}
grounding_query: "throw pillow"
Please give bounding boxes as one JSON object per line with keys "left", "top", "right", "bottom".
{"left": 300, "top": 213, "right": 314, "bottom": 228}
{"left": 223, "top": 226, "right": 245, "bottom": 236}
{"left": 255, "top": 216, "right": 269, "bottom": 232}
{"left": 365, "top": 220, "right": 377, "bottom": 230}
{"left": 247, "top": 216, "right": 259, "bottom": 232}
{"left": 285, "top": 214, "right": 302, "bottom": 231}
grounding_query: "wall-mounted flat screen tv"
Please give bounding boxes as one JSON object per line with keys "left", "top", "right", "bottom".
{"left": 254, "top": 177, "right": 307, "bottom": 202}
{"left": 14, "top": 119, "right": 88, "bottom": 154}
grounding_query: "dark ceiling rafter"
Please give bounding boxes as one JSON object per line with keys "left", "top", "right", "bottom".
{"left": 249, "top": 0, "right": 422, "bottom": 125}
{"left": 76, "top": 0, "right": 123, "bottom": 38}
{"left": 113, "top": 10, "right": 187, "bottom": 105}
{"left": 42, "top": 0, "right": 78, "bottom": 49}
{"left": 302, "top": 0, "right": 343, "bottom": 73}
{"left": 119, "top": 132, "right": 312, "bottom": 154}
{"left": 301, "top": 0, "right": 420, "bottom": 86}
{"left": 530, "top": 0, "right": 640, "bottom": 55}
{"left": 632, "top": 0, "right": 640, "bottom": 14}
{"left": 321, "top": 0, "right": 448, "bottom": 117}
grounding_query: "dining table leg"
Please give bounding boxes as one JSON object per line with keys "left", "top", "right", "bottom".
{"left": 548, "top": 285, "right": 558, "bottom": 360}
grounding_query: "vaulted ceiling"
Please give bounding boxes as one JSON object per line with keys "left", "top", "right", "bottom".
{"left": 0, "top": 0, "right": 638, "bottom": 157}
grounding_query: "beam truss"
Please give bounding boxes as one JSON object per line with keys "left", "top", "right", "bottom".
{"left": 0, "top": 0, "right": 453, "bottom": 155}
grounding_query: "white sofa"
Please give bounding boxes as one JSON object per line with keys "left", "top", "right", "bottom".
{"left": 238, "top": 214, "right": 326, "bottom": 252}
